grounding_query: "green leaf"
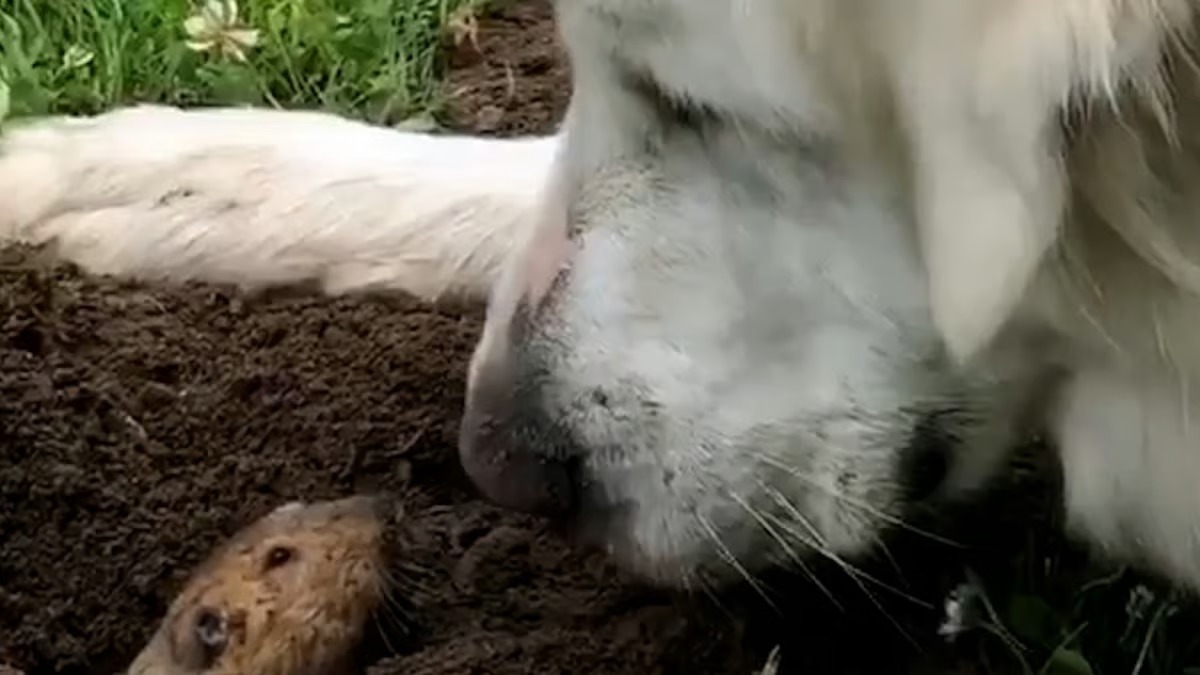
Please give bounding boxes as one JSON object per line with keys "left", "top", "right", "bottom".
{"left": 1005, "top": 594, "right": 1062, "bottom": 647}
{"left": 1042, "top": 647, "right": 1095, "bottom": 675}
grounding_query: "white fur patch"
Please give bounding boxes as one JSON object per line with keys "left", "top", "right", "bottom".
{"left": 0, "top": 105, "right": 557, "bottom": 302}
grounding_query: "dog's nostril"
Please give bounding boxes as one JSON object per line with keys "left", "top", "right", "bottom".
{"left": 458, "top": 371, "right": 577, "bottom": 516}
{"left": 458, "top": 419, "right": 576, "bottom": 515}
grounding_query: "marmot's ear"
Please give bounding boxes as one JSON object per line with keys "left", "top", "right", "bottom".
{"left": 169, "top": 605, "right": 233, "bottom": 671}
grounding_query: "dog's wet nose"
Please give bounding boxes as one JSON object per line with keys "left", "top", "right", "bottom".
{"left": 459, "top": 352, "right": 576, "bottom": 516}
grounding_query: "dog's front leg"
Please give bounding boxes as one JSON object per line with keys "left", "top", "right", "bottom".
{"left": 0, "top": 105, "right": 559, "bottom": 302}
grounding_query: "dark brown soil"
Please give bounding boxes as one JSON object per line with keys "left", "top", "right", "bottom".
{"left": 3, "top": 2, "right": 1196, "bottom": 675}
{"left": 0, "top": 240, "right": 766, "bottom": 675}
{"left": 440, "top": 0, "right": 570, "bottom": 136}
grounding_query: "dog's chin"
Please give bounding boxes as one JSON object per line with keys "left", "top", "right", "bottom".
{"left": 568, "top": 503, "right": 883, "bottom": 591}
{"left": 559, "top": 482, "right": 878, "bottom": 591}
{"left": 559, "top": 412, "right": 980, "bottom": 591}
{"left": 557, "top": 498, "right": 711, "bottom": 589}
{"left": 563, "top": 498, "right": 674, "bottom": 587}
{"left": 575, "top": 527, "right": 736, "bottom": 590}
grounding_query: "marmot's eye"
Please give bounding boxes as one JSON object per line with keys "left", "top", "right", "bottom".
{"left": 194, "top": 608, "right": 228, "bottom": 665}
{"left": 264, "top": 545, "right": 295, "bottom": 570}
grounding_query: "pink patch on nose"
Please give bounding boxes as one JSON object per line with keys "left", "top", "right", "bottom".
{"left": 521, "top": 210, "right": 575, "bottom": 307}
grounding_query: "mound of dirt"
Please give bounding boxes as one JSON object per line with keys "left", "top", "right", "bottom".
{"left": 0, "top": 240, "right": 759, "bottom": 674}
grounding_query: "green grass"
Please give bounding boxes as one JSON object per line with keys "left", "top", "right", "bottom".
{"left": 923, "top": 454, "right": 1200, "bottom": 675}
{"left": 0, "top": 0, "right": 483, "bottom": 124}
{"left": 957, "top": 554, "right": 1200, "bottom": 675}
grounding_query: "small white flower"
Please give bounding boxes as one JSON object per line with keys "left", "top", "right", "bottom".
{"left": 395, "top": 113, "right": 440, "bottom": 133}
{"left": 62, "top": 44, "right": 95, "bottom": 70}
{"left": 446, "top": 5, "right": 480, "bottom": 49}
{"left": 1124, "top": 584, "right": 1155, "bottom": 620}
{"left": 184, "top": 0, "right": 259, "bottom": 62}
{"left": 938, "top": 580, "right": 985, "bottom": 642}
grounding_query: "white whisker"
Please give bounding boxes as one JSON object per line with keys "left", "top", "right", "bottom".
{"left": 696, "top": 513, "right": 781, "bottom": 613}
{"left": 762, "top": 486, "right": 935, "bottom": 612}
{"left": 726, "top": 489, "right": 844, "bottom": 612}
{"left": 756, "top": 452, "right": 962, "bottom": 547}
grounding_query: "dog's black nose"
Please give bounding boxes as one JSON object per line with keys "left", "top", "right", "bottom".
{"left": 458, "top": 354, "right": 576, "bottom": 516}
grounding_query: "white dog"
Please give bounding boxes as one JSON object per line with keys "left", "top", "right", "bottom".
{"left": 4, "top": 0, "right": 1200, "bottom": 592}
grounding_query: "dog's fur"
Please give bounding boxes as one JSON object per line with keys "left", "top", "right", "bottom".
{"left": 4, "top": 0, "right": 1200, "bottom": 591}
{"left": 0, "top": 107, "right": 553, "bottom": 301}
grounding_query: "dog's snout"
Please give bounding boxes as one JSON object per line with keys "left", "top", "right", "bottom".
{"left": 460, "top": 204, "right": 578, "bottom": 516}
{"left": 459, "top": 348, "right": 576, "bottom": 516}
